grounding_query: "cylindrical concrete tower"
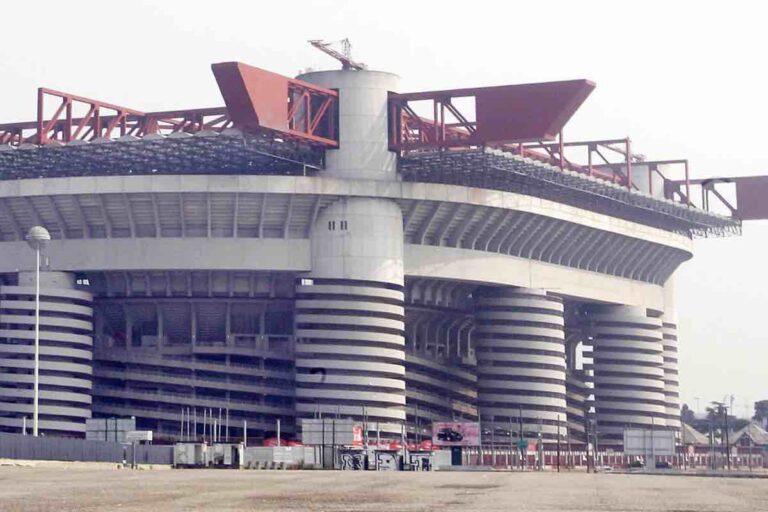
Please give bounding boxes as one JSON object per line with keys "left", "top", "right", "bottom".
{"left": 295, "top": 197, "right": 405, "bottom": 434}
{"left": 474, "top": 287, "right": 567, "bottom": 439}
{"left": 0, "top": 271, "right": 93, "bottom": 435}
{"left": 588, "top": 305, "right": 667, "bottom": 443}
{"left": 297, "top": 69, "right": 399, "bottom": 181}
{"left": 294, "top": 69, "right": 405, "bottom": 436}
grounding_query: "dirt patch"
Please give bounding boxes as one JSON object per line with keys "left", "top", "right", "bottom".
{"left": 436, "top": 484, "right": 501, "bottom": 490}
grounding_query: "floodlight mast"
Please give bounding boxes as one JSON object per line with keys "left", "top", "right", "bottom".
{"left": 25, "top": 225, "right": 50, "bottom": 437}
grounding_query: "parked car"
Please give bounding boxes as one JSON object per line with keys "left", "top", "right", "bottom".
{"left": 436, "top": 427, "right": 463, "bottom": 443}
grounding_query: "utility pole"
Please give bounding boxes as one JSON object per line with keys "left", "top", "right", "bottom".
{"left": 490, "top": 421, "right": 496, "bottom": 467}
{"left": 557, "top": 414, "right": 561, "bottom": 473}
{"left": 415, "top": 403, "right": 420, "bottom": 444}
{"left": 724, "top": 405, "right": 731, "bottom": 470}
{"left": 709, "top": 414, "right": 715, "bottom": 470}
{"left": 584, "top": 406, "right": 591, "bottom": 474}
{"left": 518, "top": 406, "right": 524, "bottom": 470}
{"left": 509, "top": 417, "right": 514, "bottom": 470}
{"left": 712, "top": 401, "right": 731, "bottom": 470}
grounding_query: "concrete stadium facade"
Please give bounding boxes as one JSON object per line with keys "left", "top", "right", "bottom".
{"left": 0, "top": 67, "right": 725, "bottom": 445}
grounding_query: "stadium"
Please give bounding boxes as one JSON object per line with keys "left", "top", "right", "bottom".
{"left": 0, "top": 44, "right": 740, "bottom": 447}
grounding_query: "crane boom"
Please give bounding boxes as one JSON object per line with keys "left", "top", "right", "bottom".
{"left": 308, "top": 39, "right": 366, "bottom": 71}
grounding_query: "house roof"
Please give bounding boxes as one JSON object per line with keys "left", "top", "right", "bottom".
{"left": 731, "top": 422, "right": 768, "bottom": 446}
{"left": 682, "top": 423, "right": 710, "bottom": 446}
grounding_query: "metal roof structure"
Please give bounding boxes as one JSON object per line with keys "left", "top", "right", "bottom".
{"left": 0, "top": 60, "right": 752, "bottom": 239}
{"left": 400, "top": 149, "right": 741, "bottom": 238}
{"left": 0, "top": 129, "right": 324, "bottom": 179}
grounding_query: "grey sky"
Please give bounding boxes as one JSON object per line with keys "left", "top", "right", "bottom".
{"left": 2, "top": 0, "right": 765, "bottom": 417}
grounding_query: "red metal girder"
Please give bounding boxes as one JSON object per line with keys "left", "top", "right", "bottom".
{"left": 35, "top": 88, "right": 146, "bottom": 145}
{"left": 672, "top": 175, "right": 768, "bottom": 220}
{"left": 211, "top": 62, "right": 338, "bottom": 147}
{"left": 137, "top": 107, "right": 231, "bottom": 135}
{"left": 389, "top": 79, "right": 595, "bottom": 150}
{"left": 0, "top": 101, "right": 232, "bottom": 147}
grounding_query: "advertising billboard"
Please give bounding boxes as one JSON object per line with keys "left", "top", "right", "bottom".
{"left": 300, "top": 418, "right": 362, "bottom": 446}
{"left": 431, "top": 422, "right": 481, "bottom": 447}
{"left": 623, "top": 428, "right": 675, "bottom": 456}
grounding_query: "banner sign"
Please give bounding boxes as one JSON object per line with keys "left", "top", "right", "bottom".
{"left": 432, "top": 422, "right": 480, "bottom": 447}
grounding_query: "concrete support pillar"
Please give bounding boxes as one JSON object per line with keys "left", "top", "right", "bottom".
{"left": 125, "top": 315, "right": 133, "bottom": 350}
{"left": 190, "top": 303, "right": 197, "bottom": 346}
{"left": 588, "top": 305, "right": 667, "bottom": 444}
{"left": 295, "top": 197, "right": 405, "bottom": 436}
{"left": 225, "top": 302, "right": 232, "bottom": 346}
{"left": 0, "top": 271, "right": 93, "bottom": 436}
{"left": 94, "top": 306, "right": 105, "bottom": 347}
{"left": 474, "top": 287, "right": 568, "bottom": 440}
{"left": 156, "top": 302, "right": 164, "bottom": 349}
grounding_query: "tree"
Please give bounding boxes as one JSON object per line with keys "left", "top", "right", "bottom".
{"left": 681, "top": 404, "right": 695, "bottom": 425}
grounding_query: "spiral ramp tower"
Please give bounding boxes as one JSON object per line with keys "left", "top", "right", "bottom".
{"left": 474, "top": 287, "right": 567, "bottom": 440}
{"left": 0, "top": 271, "right": 93, "bottom": 435}
{"left": 0, "top": 52, "right": 741, "bottom": 445}
{"left": 586, "top": 305, "right": 667, "bottom": 444}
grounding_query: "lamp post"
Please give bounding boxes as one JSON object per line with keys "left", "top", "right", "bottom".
{"left": 26, "top": 226, "right": 50, "bottom": 437}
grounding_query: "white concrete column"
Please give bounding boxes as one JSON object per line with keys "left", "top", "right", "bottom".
{"left": 474, "top": 287, "right": 568, "bottom": 440}
{"left": 295, "top": 197, "right": 406, "bottom": 436}
{"left": 156, "top": 302, "right": 164, "bottom": 349}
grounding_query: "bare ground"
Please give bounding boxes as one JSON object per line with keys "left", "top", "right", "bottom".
{"left": 0, "top": 467, "right": 765, "bottom": 512}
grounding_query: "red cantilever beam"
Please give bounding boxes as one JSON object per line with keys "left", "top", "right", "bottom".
{"left": 389, "top": 79, "right": 595, "bottom": 150}
{"left": 211, "top": 62, "right": 338, "bottom": 147}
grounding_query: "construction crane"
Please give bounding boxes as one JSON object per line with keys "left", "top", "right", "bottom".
{"left": 308, "top": 39, "right": 367, "bottom": 71}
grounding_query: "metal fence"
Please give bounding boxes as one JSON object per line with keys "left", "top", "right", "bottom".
{"left": 0, "top": 433, "right": 173, "bottom": 465}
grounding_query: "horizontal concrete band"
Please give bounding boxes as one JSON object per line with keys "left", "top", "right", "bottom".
{"left": 0, "top": 175, "right": 691, "bottom": 287}
{"left": 0, "top": 175, "right": 691, "bottom": 249}
{"left": 0, "top": 241, "right": 672, "bottom": 311}
{"left": 93, "top": 387, "right": 293, "bottom": 416}
{"left": 0, "top": 417, "right": 87, "bottom": 433}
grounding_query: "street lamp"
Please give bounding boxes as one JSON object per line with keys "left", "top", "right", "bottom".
{"left": 26, "top": 225, "right": 50, "bottom": 437}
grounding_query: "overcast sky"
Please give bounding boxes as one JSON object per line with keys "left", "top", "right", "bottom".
{"left": 2, "top": 1, "right": 765, "bottom": 417}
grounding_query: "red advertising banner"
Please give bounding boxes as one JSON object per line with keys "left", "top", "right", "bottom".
{"left": 352, "top": 425, "right": 363, "bottom": 446}
{"left": 432, "top": 422, "right": 481, "bottom": 447}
